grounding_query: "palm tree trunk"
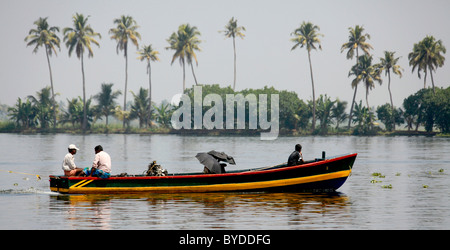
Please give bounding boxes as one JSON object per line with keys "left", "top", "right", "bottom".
{"left": 347, "top": 86, "right": 358, "bottom": 129}
{"left": 233, "top": 36, "right": 237, "bottom": 91}
{"left": 148, "top": 61, "right": 152, "bottom": 127}
{"left": 366, "top": 85, "right": 370, "bottom": 111}
{"left": 182, "top": 61, "right": 186, "bottom": 92}
{"left": 387, "top": 71, "right": 395, "bottom": 130}
{"left": 429, "top": 67, "right": 436, "bottom": 95}
{"left": 45, "top": 48, "right": 57, "bottom": 129}
{"left": 423, "top": 70, "right": 427, "bottom": 89}
{"left": 190, "top": 63, "right": 198, "bottom": 85}
{"left": 123, "top": 53, "right": 128, "bottom": 128}
{"left": 347, "top": 48, "right": 360, "bottom": 130}
{"left": 307, "top": 50, "right": 316, "bottom": 132}
{"left": 81, "top": 52, "right": 87, "bottom": 132}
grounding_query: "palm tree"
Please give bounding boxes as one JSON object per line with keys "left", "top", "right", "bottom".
{"left": 154, "top": 103, "right": 173, "bottom": 128}
{"left": 130, "top": 87, "right": 150, "bottom": 128}
{"left": 341, "top": 25, "right": 373, "bottom": 129}
{"left": 331, "top": 98, "right": 348, "bottom": 129}
{"left": 94, "top": 83, "right": 122, "bottom": 128}
{"left": 61, "top": 97, "right": 94, "bottom": 129}
{"left": 315, "top": 94, "right": 336, "bottom": 134}
{"left": 166, "top": 23, "right": 202, "bottom": 91}
{"left": 348, "top": 55, "right": 382, "bottom": 111}
{"left": 109, "top": 15, "right": 141, "bottom": 128}
{"left": 379, "top": 51, "right": 403, "bottom": 130}
{"left": 408, "top": 35, "right": 446, "bottom": 94}
{"left": 24, "top": 17, "right": 60, "bottom": 128}
{"left": 63, "top": 13, "right": 101, "bottom": 132}
{"left": 290, "top": 21, "right": 323, "bottom": 131}
{"left": 137, "top": 44, "right": 160, "bottom": 127}
{"left": 27, "top": 86, "right": 56, "bottom": 129}
{"left": 61, "top": 97, "right": 83, "bottom": 128}
{"left": 220, "top": 17, "right": 246, "bottom": 91}
{"left": 8, "top": 98, "right": 37, "bottom": 129}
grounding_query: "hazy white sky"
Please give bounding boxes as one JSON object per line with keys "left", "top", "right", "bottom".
{"left": 1, "top": 0, "right": 449, "bottom": 110}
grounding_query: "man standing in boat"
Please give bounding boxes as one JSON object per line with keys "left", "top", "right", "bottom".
{"left": 84, "top": 145, "right": 111, "bottom": 178}
{"left": 62, "top": 144, "right": 85, "bottom": 176}
{"left": 287, "top": 144, "right": 304, "bottom": 166}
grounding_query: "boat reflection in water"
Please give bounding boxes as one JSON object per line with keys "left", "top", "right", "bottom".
{"left": 50, "top": 192, "right": 351, "bottom": 229}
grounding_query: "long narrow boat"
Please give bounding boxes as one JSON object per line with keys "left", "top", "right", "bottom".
{"left": 49, "top": 153, "right": 357, "bottom": 194}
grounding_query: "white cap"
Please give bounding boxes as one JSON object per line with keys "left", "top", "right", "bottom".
{"left": 68, "top": 144, "right": 80, "bottom": 150}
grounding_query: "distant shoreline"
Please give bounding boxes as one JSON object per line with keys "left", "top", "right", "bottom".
{"left": 0, "top": 126, "right": 444, "bottom": 137}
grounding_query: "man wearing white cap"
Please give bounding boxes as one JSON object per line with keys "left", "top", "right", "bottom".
{"left": 62, "top": 144, "right": 85, "bottom": 176}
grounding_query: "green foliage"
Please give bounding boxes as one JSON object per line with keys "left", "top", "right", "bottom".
{"left": 130, "top": 87, "right": 150, "bottom": 128}
{"left": 60, "top": 97, "right": 94, "bottom": 129}
{"left": 402, "top": 87, "right": 450, "bottom": 133}
{"left": 351, "top": 101, "right": 378, "bottom": 135}
{"left": 408, "top": 35, "right": 446, "bottom": 92}
{"left": 94, "top": 83, "right": 121, "bottom": 128}
{"left": 376, "top": 103, "right": 404, "bottom": 131}
{"left": 153, "top": 103, "right": 173, "bottom": 128}
{"left": 166, "top": 23, "right": 202, "bottom": 90}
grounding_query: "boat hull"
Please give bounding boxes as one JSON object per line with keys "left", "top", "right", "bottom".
{"left": 49, "top": 153, "right": 356, "bottom": 194}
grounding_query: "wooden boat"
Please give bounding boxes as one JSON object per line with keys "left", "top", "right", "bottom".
{"left": 49, "top": 153, "right": 357, "bottom": 194}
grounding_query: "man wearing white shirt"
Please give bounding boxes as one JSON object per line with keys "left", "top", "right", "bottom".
{"left": 84, "top": 145, "right": 111, "bottom": 178}
{"left": 62, "top": 144, "right": 84, "bottom": 176}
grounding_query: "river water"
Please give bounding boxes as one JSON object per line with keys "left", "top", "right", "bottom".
{"left": 0, "top": 133, "right": 449, "bottom": 229}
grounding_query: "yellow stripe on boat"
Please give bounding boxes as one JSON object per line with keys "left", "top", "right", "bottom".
{"left": 61, "top": 170, "right": 351, "bottom": 194}
{"left": 71, "top": 179, "right": 94, "bottom": 188}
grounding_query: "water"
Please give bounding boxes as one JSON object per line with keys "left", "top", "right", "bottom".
{"left": 0, "top": 133, "right": 449, "bottom": 229}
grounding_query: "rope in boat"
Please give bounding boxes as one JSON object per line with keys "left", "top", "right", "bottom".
{"left": 0, "top": 169, "right": 41, "bottom": 180}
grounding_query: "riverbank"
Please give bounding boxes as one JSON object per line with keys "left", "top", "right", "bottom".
{"left": 0, "top": 121, "right": 444, "bottom": 137}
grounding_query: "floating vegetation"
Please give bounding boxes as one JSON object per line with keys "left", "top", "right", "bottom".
{"left": 381, "top": 184, "right": 392, "bottom": 189}
{"left": 439, "top": 169, "right": 444, "bottom": 173}
{"left": 370, "top": 179, "right": 382, "bottom": 184}
{"left": 395, "top": 172, "right": 401, "bottom": 176}
{"left": 423, "top": 185, "right": 429, "bottom": 188}
{"left": 372, "top": 172, "right": 385, "bottom": 178}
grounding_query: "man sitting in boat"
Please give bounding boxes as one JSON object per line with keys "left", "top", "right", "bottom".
{"left": 287, "top": 144, "right": 304, "bottom": 166}
{"left": 62, "top": 144, "right": 85, "bottom": 176}
{"left": 84, "top": 145, "right": 111, "bottom": 178}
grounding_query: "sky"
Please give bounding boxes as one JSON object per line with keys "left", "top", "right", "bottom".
{"left": 1, "top": 0, "right": 450, "bottom": 112}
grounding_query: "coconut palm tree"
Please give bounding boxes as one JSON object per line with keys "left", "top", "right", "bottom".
{"left": 109, "top": 15, "right": 141, "bottom": 128}
{"left": 331, "top": 98, "right": 348, "bottom": 129}
{"left": 130, "top": 87, "right": 150, "bottom": 128}
{"left": 290, "top": 21, "right": 323, "bottom": 131}
{"left": 25, "top": 17, "right": 60, "bottom": 128}
{"left": 315, "top": 94, "right": 336, "bottom": 134}
{"left": 27, "top": 86, "right": 56, "bottom": 129}
{"left": 166, "top": 24, "right": 202, "bottom": 91}
{"left": 408, "top": 35, "right": 446, "bottom": 94}
{"left": 61, "top": 97, "right": 94, "bottom": 129}
{"left": 348, "top": 55, "right": 382, "bottom": 111}
{"left": 137, "top": 44, "right": 160, "bottom": 126}
{"left": 63, "top": 13, "right": 101, "bottom": 132}
{"left": 220, "top": 17, "right": 246, "bottom": 91}
{"left": 8, "top": 97, "right": 37, "bottom": 129}
{"left": 94, "top": 83, "right": 122, "bottom": 128}
{"left": 341, "top": 25, "right": 373, "bottom": 129}
{"left": 379, "top": 51, "right": 403, "bottom": 130}
{"left": 154, "top": 103, "right": 173, "bottom": 128}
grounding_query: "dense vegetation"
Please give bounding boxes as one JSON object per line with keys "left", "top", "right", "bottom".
{"left": 1, "top": 84, "right": 449, "bottom": 136}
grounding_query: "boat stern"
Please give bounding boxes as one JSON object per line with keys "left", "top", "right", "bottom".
{"left": 49, "top": 175, "right": 70, "bottom": 194}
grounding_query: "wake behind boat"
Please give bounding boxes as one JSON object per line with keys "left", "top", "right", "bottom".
{"left": 49, "top": 152, "right": 357, "bottom": 194}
